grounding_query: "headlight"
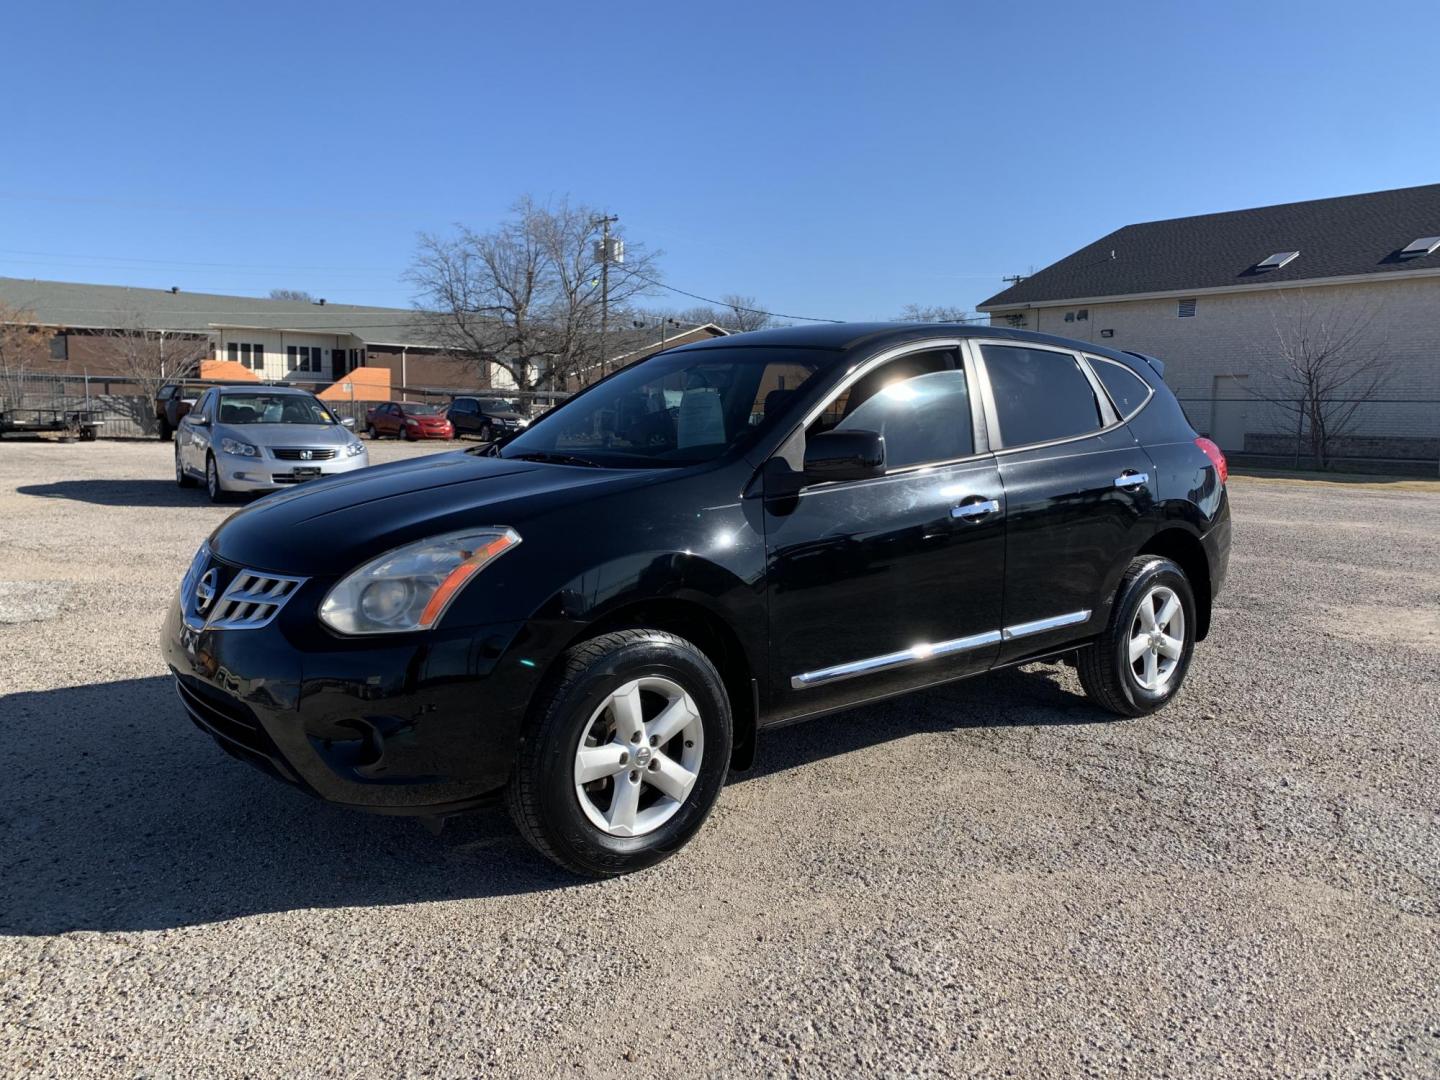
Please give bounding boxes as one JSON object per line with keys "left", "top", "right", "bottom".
{"left": 220, "top": 438, "right": 258, "bottom": 457}
{"left": 345, "top": 439, "right": 366, "bottom": 457}
{"left": 318, "top": 528, "right": 521, "bottom": 635}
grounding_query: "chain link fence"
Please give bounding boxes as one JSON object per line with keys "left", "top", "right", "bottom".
{"left": 4, "top": 372, "right": 1435, "bottom": 474}
{"left": 1177, "top": 395, "right": 1440, "bottom": 475}
{"left": 2, "top": 373, "right": 573, "bottom": 441}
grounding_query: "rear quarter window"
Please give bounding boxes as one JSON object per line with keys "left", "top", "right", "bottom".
{"left": 1088, "top": 357, "right": 1152, "bottom": 418}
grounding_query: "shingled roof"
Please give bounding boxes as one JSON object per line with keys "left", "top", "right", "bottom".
{"left": 0, "top": 276, "right": 449, "bottom": 347}
{"left": 979, "top": 183, "right": 1440, "bottom": 310}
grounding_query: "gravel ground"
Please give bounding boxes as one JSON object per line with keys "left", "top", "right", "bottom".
{"left": 1, "top": 438, "right": 1438, "bottom": 1079}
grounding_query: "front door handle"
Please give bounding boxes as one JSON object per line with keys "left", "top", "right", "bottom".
{"left": 1113, "top": 471, "right": 1149, "bottom": 489}
{"left": 951, "top": 498, "right": 1001, "bottom": 521}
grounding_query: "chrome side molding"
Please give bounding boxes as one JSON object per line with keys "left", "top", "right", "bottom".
{"left": 789, "top": 609, "right": 1093, "bottom": 690}
{"left": 1001, "top": 609, "right": 1091, "bottom": 640}
{"left": 790, "top": 630, "right": 1002, "bottom": 690}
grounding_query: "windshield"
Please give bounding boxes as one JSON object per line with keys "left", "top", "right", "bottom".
{"left": 403, "top": 403, "right": 444, "bottom": 416}
{"left": 217, "top": 393, "right": 337, "bottom": 426}
{"left": 500, "top": 347, "right": 831, "bottom": 467}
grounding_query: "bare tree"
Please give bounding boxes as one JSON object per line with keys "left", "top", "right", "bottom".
{"left": 95, "top": 312, "right": 209, "bottom": 433}
{"left": 269, "top": 288, "right": 314, "bottom": 302}
{"left": 407, "top": 197, "right": 661, "bottom": 392}
{"left": 1260, "top": 293, "right": 1390, "bottom": 469}
{"left": 659, "top": 295, "right": 774, "bottom": 334}
{"left": 896, "top": 303, "right": 971, "bottom": 323}
{"left": 0, "top": 302, "right": 48, "bottom": 411}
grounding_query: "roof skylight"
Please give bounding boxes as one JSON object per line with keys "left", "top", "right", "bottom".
{"left": 1255, "top": 251, "right": 1300, "bottom": 271}
{"left": 1399, "top": 236, "right": 1440, "bottom": 258}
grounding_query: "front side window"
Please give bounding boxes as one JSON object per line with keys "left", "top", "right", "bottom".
{"left": 809, "top": 349, "right": 973, "bottom": 469}
{"left": 217, "top": 393, "right": 337, "bottom": 425}
{"left": 981, "top": 344, "right": 1103, "bottom": 448}
{"left": 501, "top": 347, "right": 832, "bottom": 467}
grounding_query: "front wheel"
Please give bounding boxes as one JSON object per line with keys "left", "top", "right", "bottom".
{"left": 507, "top": 629, "right": 732, "bottom": 877}
{"left": 205, "top": 454, "right": 229, "bottom": 503}
{"left": 1077, "top": 556, "right": 1196, "bottom": 717}
{"left": 175, "top": 447, "right": 196, "bottom": 488}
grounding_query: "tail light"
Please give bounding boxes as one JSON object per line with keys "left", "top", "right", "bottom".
{"left": 1195, "top": 437, "right": 1228, "bottom": 485}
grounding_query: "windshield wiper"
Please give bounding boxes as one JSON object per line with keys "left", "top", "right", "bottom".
{"left": 508, "top": 451, "right": 602, "bottom": 468}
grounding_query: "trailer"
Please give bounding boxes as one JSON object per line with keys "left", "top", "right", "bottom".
{"left": 0, "top": 407, "right": 106, "bottom": 441}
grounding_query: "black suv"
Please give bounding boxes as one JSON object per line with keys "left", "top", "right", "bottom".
{"left": 162, "top": 324, "right": 1230, "bottom": 876}
{"left": 446, "top": 396, "right": 528, "bottom": 442}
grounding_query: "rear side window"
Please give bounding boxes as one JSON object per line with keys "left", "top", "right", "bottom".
{"left": 1088, "top": 357, "right": 1151, "bottom": 418}
{"left": 981, "top": 344, "right": 1103, "bottom": 447}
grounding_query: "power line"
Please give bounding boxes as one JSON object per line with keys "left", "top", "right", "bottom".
{"left": 617, "top": 268, "right": 844, "bottom": 324}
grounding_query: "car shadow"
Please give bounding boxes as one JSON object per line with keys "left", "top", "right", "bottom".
{"left": 0, "top": 665, "right": 1112, "bottom": 935}
{"left": 17, "top": 479, "right": 210, "bottom": 507}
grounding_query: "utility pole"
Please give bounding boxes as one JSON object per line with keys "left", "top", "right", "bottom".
{"left": 593, "top": 214, "right": 621, "bottom": 375}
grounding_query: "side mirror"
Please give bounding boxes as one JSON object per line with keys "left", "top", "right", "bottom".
{"left": 190, "top": 414, "right": 209, "bottom": 427}
{"left": 341, "top": 416, "right": 356, "bottom": 429}
{"left": 803, "top": 429, "right": 885, "bottom": 483}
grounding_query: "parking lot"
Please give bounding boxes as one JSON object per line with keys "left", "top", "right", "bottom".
{"left": 1, "top": 438, "right": 1437, "bottom": 1078}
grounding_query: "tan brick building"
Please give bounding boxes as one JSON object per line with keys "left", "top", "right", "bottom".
{"left": 978, "top": 185, "right": 1440, "bottom": 466}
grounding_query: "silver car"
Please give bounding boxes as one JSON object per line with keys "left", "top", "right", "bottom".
{"left": 175, "top": 385, "right": 369, "bottom": 502}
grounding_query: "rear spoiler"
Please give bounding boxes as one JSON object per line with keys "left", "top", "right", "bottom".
{"left": 1123, "top": 350, "right": 1165, "bottom": 380}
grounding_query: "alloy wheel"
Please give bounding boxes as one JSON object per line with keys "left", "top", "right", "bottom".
{"left": 1129, "top": 585, "right": 1186, "bottom": 692}
{"left": 573, "top": 676, "right": 705, "bottom": 838}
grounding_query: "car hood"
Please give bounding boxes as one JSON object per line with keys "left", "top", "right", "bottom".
{"left": 217, "top": 422, "right": 356, "bottom": 449}
{"left": 208, "top": 450, "right": 654, "bottom": 576}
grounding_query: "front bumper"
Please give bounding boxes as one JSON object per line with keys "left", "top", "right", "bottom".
{"left": 217, "top": 450, "right": 369, "bottom": 492}
{"left": 160, "top": 559, "right": 552, "bottom": 814}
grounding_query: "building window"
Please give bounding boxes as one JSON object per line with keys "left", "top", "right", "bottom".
{"left": 228, "top": 342, "right": 265, "bottom": 368}
{"left": 1177, "top": 298, "right": 1197, "bottom": 318}
{"left": 49, "top": 333, "right": 68, "bottom": 361}
{"left": 287, "top": 345, "right": 321, "bottom": 373}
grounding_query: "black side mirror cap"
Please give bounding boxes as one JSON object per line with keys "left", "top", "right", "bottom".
{"left": 803, "top": 429, "right": 885, "bottom": 483}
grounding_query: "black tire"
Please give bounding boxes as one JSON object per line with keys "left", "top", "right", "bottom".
{"left": 365, "top": 423, "right": 378, "bottom": 439}
{"left": 175, "top": 447, "right": 196, "bottom": 488}
{"left": 1077, "top": 556, "right": 1196, "bottom": 717}
{"left": 205, "top": 453, "right": 229, "bottom": 503}
{"left": 157, "top": 419, "right": 172, "bottom": 442}
{"left": 402, "top": 426, "right": 415, "bottom": 442}
{"left": 507, "top": 629, "right": 732, "bottom": 877}
{"left": 480, "top": 423, "right": 493, "bottom": 443}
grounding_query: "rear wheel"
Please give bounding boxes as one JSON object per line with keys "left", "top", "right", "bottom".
{"left": 1078, "top": 556, "right": 1196, "bottom": 716}
{"left": 157, "top": 419, "right": 172, "bottom": 441}
{"left": 507, "top": 629, "right": 732, "bottom": 877}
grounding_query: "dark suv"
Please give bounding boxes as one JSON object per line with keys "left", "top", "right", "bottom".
{"left": 447, "top": 396, "right": 528, "bottom": 442}
{"left": 162, "top": 324, "right": 1229, "bottom": 876}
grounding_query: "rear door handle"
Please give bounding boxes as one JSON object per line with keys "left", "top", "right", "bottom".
{"left": 1113, "top": 472, "right": 1149, "bottom": 489}
{"left": 951, "top": 498, "right": 1001, "bottom": 520}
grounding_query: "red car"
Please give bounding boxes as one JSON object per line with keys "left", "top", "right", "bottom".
{"left": 365, "top": 401, "right": 454, "bottom": 440}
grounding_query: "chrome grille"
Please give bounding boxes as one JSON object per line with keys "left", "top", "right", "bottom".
{"left": 206, "top": 570, "right": 307, "bottom": 629}
{"left": 272, "top": 447, "right": 336, "bottom": 461}
{"left": 179, "top": 544, "right": 307, "bottom": 631}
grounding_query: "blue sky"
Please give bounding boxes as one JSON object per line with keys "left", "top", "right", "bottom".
{"left": 3, "top": 0, "right": 1438, "bottom": 321}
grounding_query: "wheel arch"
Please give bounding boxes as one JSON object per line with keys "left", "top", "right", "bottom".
{"left": 543, "top": 594, "right": 760, "bottom": 772}
{"left": 1137, "top": 527, "right": 1212, "bottom": 640}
